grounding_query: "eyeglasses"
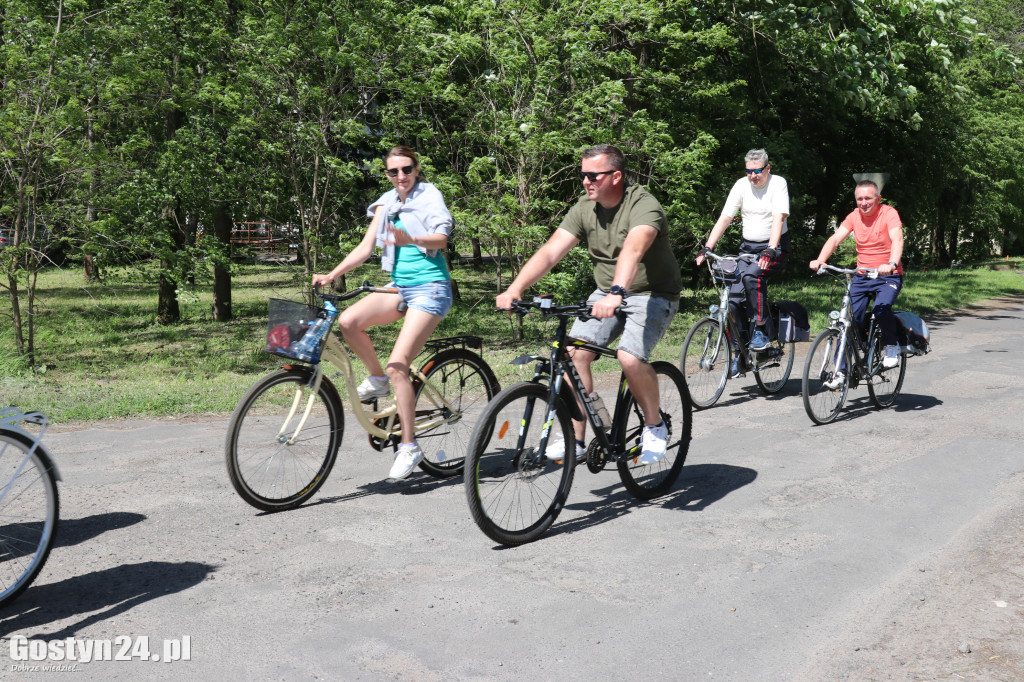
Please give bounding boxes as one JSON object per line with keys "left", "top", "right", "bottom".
{"left": 579, "top": 169, "right": 616, "bottom": 182}
{"left": 385, "top": 165, "right": 416, "bottom": 178}
{"left": 745, "top": 165, "right": 769, "bottom": 175}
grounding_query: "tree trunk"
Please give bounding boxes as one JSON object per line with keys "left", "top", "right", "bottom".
{"left": 470, "top": 237, "right": 483, "bottom": 268}
{"left": 212, "top": 202, "right": 232, "bottom": 321}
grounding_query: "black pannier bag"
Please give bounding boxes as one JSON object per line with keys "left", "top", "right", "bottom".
{"left": 772, "top": 301, "right": 811, "bottom": 342}
{"left": 894, "top": 310, "right": 931, "bottom": 356}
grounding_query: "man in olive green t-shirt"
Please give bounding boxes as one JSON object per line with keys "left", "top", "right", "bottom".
{"left": 496, "top": 144, "right": 681, "bottom": 465}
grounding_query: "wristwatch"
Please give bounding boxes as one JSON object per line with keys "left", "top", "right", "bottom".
{"left": 888, "top": 261, "right": 898, "bottom": 269}
{"left": 609, "top": 285, "right": 628, "bottom": 297}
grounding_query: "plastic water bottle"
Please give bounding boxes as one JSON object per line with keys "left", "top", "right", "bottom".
{"left": 588, "top": 392, "right": 611, "bottom": 429}
{"left": 291, "top": 301, "right": 337, "bottom": 362}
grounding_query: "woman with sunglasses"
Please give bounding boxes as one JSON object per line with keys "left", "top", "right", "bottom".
{"left": 312, "top": 146, "right": 454, "bottom": 480}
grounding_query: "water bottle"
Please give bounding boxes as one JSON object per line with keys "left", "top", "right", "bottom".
{"left": 588, "top": 391, "right": 611, "bottom": 429}
{"left": 291, "top": 301, "right": 337, "bottom": 362}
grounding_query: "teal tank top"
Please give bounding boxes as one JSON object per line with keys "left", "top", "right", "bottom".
{"left": 392, "top": 216, "right": 450, "bottom": 286}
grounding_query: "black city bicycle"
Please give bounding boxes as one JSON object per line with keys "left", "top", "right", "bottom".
{"left": 464, "top": 298, "right": 692, "bottom": 546}
{"left": 681, "top": 250, "right": 795, "bottom": 408}
{"left": 801, "top": 264, "right": 907, "bottom": 424}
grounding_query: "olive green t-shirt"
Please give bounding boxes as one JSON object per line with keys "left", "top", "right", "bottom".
{"left": 557, "top": 184, "right": 682, "bottom": 298}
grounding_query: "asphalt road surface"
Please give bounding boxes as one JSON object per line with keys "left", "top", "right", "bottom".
{"left": 2, "top": 295, "right": 1022, "bottom": 681}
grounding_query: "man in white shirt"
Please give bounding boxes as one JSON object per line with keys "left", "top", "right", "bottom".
{"left": 697, "top": 148, "right": 790, "bottom": 375}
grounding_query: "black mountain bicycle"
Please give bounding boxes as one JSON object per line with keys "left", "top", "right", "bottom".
{"left": 464, "top": 298, "right": 692, "bottom": 546}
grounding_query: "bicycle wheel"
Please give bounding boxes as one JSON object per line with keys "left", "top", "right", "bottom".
{"left": 616, "top": 361, "right": 692, "bottom": 500}
{"left": 802, "top": 328, "right": 851, "bottom": 425}
{"left": 681, "top": 317, "right": 730, "bottom": 409}
{"left": 867, "top": 330, "right": 907, "bottom": 408}
{"left": 0, "top": 431, "right": 60, "bottom": 607}
{"left": 753, "top": 339, "right": 795, "bottom": 395}
{"left": 226, "top": 367, "right": 344, "bottom": 511}
{"left": 414, "top": 348, "right": 500, "bottom": 478}
{"left": 464, "top": 382, "right": 575, "bottom": 546}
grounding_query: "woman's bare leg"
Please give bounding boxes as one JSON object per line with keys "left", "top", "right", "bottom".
{"left": 337, "top": 292, "right": 403, "bottom": 376}
{"left": 386, "top": 308, "right": 443, "bottom": 444}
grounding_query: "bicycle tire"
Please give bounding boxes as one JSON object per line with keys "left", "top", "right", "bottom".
{"left": 802, "top": 328, "right": 851, "bottom": 425}
{"left": 681, "top": 317, "right": 730, "bottom": 409}
{"left": 464, "top": 382, "right": 575, "bottom": 546}
{"left": 0, "top": 430, "right": 59, "bottom": 606}
{"left": 867, "top": 330, "right": 907, "bottom": 408}
{"left": 753, "top": 339, "right": 795, "bottom": 395}
{"left": 414, "top": 348, "right": 500, "bottom": 478}
{"left": 226, "top": 367, "right": 344, "bottom": 511}
{"left": 616, "top": 361, "right": 692, "bottom": 500}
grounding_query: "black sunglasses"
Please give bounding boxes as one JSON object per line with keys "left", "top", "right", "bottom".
{"left": 385, "top": 165, "right": 416, "bottom": 178}
{"left": 745, "top": 165, "right": 769, "bottom": 175}
{"left": 579, "top": 169, "right": 617, "bottom": 182}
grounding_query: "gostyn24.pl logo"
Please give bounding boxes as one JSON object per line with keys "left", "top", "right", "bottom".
{"left": 9, "top": 635, "right": 191, "bottom": 665}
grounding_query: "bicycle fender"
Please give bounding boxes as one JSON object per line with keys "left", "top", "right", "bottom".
{"left": 0, "top": 426, "right": 63, "bottom": 482}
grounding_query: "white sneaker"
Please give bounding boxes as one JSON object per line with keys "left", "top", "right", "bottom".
{"left": 882, "top": 345, "right": 900, "bottom": 369}
{"left": 639, "top": 421, "right": 668, "bottom": 464}
{"left": 357, "top": 375, "right": 390, "bottom": 401}
{"left": 824, "top": 371, "right": 846, "bottom": 390}
{"left": 545, "top": 440, "right": 587, "bottom": 464}
{"left": 389, "top": 443, "right": 423, "bottom": 479}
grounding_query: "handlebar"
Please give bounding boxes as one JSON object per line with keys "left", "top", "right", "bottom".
{"left": 315, "top": 281, "right": 399, "bottom": 305}
{"left": 498, "top": 297, "right": 597, "bottom": 322}
{"left": 814, "top": 264, "right": 879, "bottom": 279}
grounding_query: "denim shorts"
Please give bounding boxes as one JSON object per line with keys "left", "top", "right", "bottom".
{"left": 387, "top": 279, "right": 453, "bottom": 318}
{"left": 569, "top": 289, "right": 678, "bottom": 362}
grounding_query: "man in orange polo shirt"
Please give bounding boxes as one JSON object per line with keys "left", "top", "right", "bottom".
{"left": 809, "top": 179, "right": 905, "bottom": 377}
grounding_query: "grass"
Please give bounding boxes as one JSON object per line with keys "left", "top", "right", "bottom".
{"left": 2, "top": 256, "right": 1023, "bottom": 423}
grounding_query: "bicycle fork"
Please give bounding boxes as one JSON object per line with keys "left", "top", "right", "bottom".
{"left": 278, "top": 364, "right": 325, "bottom": 446}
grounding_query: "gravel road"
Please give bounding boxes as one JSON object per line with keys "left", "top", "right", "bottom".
{"left": 2, "top": 295, "right": 1022, "bottom": 681}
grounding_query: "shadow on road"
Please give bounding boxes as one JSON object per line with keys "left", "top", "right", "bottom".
{"left": 542, "top": 463, "right": 758, "bottom": 541}
{"left": 0, "top": 560, "right": 214, "bottom": 639}
{"left": 54, "top": 511, "right": 147, "bottom": 550}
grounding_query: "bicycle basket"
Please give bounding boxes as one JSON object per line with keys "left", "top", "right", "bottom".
{"left": 265, "top": 298, "right": 338, "bottom": 363}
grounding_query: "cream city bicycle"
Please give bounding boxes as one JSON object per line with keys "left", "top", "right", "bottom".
{"left": 226, "top": 283, "right": 499, "bottom": 511}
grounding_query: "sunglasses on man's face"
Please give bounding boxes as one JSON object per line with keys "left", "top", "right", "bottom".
{"left": 745, "top": 165, "right": 769, "bottom": 175}
{"left": 579, "top": 169, "right": 616, "bottom": 182}
{"left": 385, "top": 165, "right": 416, "bottom": 178}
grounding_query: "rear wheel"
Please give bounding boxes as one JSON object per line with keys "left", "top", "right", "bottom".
{"left": 616, "top": 362, "right": 692, "bottom": 500}
{"left": 464, "top": 382, "right": 575, "bottom": 546}
{"left": 867, "top": 330, "right": 906, "bottom": 408}
{"left": 753, "top": 339, "right": 795, "bottom": 394}
{"left": 681, "top": 318, "right": 730, "bottom": 409}
{"left": 802, "top": 328, "right": 850, "bottom": 425}
{"left": 226, "top": 368, "right": 343, "bottom": 511}
{"left": 413, "top": 349, "right": 499, "bottom": 478}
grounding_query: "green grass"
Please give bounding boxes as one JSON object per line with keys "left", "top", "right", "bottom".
{"left": 2, "top": 257, "right": 1022, "bottom": 423}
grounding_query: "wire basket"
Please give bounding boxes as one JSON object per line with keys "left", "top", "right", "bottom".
{"left": 265, "top": 298, "right": 338, "bottom": 363}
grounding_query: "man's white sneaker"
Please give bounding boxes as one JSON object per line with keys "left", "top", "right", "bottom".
{"left": 389, "top": 443, "right": 423, "bottom": 479}
{"left": 545, "top": 440, "right": 587, "bottom": 464}
{"left": 357, "top": 375, "right": 390, "bottom": 402}
{"left": 639, "top": 421, "right": 668, "bottom": 464}
{"left": 824, "top": 371, "right": 846, "bottom": 390}
{"left": 882, "top": 345, "right": 900, "bottom": 369}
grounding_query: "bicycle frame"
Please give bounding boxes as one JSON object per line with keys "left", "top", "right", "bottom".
{"left": 820, "top": 269, "right": 883, "bottom": 383}
{"left": 272, "top": 287, "right": 468, "bottom": 447}
{"left": 516, "top": 305, "right": 637, "bottom": 465}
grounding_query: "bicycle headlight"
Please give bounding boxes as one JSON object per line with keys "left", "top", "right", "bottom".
{"left": 709, "top": 304, "right": 719, "bottom": 315}
{"left": 829, "top": 311, "right": 840, "bottom": 321}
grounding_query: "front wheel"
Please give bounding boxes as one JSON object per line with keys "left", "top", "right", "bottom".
{"left": 802, "top": 328, "right": 851, "bottom": 425}
{"left": 0, "top": 431, "right": 60, "bottom": 607}
{"left": 867, "top": 331, "right": 906, "bottom": 408}
{"left": 680, "top": 317, "right": 730, "bottom": 409}
{"left": 413, "top": 348, "right": 499, "bottom": 478}
{"left": 616, "top": 362, "right": 692, "bottom": 500}
{"left": 226, "top": 368, "right": 344, "bottom": 511}
{"left": 464, "top": 382, "right": 575, "bottom": 546}
{"left": 753, "top": 339, "right": 795, "bottom": 395}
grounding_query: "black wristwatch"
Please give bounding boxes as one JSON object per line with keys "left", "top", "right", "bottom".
{"left": 609, "top": 285, "right": 628, "bottom": 297}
